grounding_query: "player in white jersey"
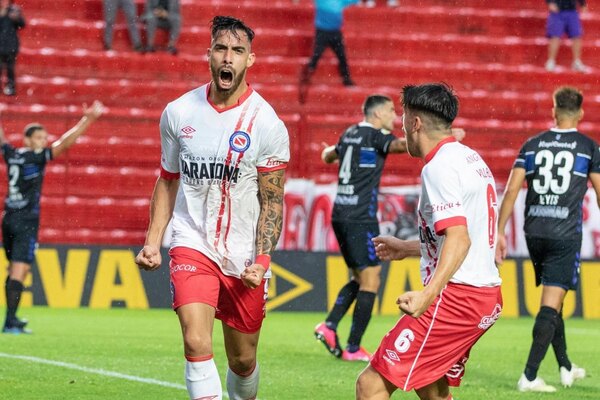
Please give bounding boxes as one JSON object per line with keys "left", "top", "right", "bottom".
{"left": 135, "top": 16, "right": 289, "bottom": 400}
{"left": 356, "top": 83, "right": 502, "bottom": 400}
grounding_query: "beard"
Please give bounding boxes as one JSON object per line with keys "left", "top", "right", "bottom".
{"left": 211, "top": 66, "right": 246, "bottom": 95}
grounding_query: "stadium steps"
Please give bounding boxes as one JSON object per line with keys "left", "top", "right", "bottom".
{"left": 5, "top": 0, "right": 599, "bottom": 244}
{"left": 19, "top": 11, "right": 591, "bottom": 49}
{"left": 38, "top": 227, "right": 146, "bottom": 245}
{"left": 40, "top": 195, "right": 150, "bottom": 230}
{"left": 18, "top": 18, "right": 600, "bottom": 66}
{"left": 15, "top": 47, "right": 600, "bottom": 93}
{"left": 18, "top": 0, "right": 565, "bottom": 34}
{"left": 11, "top": 75, "right": 600, "bottom": 122}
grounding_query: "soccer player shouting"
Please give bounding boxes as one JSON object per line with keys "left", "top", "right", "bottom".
{"left": 135, "top": 16, "right": 289, "bottom": 400}
{"left": 356, "top": 84, "right": 502, "bottom": 400}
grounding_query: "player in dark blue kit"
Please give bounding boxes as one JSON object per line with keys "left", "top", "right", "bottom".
{"left": 496, "top": 87, "right": 600, "bottom": 392}
{"left": 1, "top": 101, "right": 103, "bottom": 334}
{"left": 315, "top": 95, "right": 405, "bottom": 361}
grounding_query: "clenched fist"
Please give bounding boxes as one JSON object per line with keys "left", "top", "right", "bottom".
{"left": 135, "top": 245, "right": 162, "bottom": 271}
{"left": 241, "top": 264, "right": 267, "bottom": 289}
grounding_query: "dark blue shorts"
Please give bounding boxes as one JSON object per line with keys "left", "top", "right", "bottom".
{"left": 332, "top": 220, "right": 380, "bottom": 269}
{"left": 546, "top": 10, "right": 583, "bottom": 38}
{"left": 2, "top": 213, "right": 39, "bottom": 264}
{"left": 525, "top": 236, "right": 581, "bottom": 291}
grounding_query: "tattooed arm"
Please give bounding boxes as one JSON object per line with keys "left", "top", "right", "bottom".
{"left": 240, "top": 168, "right": 286, "bottom": 288}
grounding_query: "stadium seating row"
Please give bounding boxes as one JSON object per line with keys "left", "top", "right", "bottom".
{"left": 16, "top": 46, "right": 600, "bottom": 95}
{"left": 23, "top": 11, "right": 592, "bottom": 51}
{"left": 19, "top": 19, "right": 600, "bottom": 67}
{"left": 20, "top": 0, "right": 545, "bottom": 14}
{"left": 10, "top": 75, "right": 600, "bottom": 124}
{"left": 38, "top": 226, "right": 146, "bottom": 245}
{"left": 40, "top": 195, "right": 150, "bottom": 230}
{"left": 3, "top": 0, "right": 596, "bottom": 245}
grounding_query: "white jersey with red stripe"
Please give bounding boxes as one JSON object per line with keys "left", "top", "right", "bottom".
{"left": 159, "top": 83, "right": 289, "bottom": 277}
{"left": 418, "top": 137, "right": 501, "bottom": 287}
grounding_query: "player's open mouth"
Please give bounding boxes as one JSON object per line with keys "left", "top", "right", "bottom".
{"left": 219, "top": 69, "right": 234, "bottom": 87}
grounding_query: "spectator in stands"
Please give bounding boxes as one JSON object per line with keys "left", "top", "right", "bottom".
{"left": 0, "top": 0, "right": 25, "bottom": 96}
{"left": 103, "top": 0, "right": 143, "bottom": 52}
{"left": 300, "top": 0, "right": 357, "bottom": 95}
{"left": 1, "top": 101, "right": 104, "bottom": 335}
{"left": 544, "top": 0, "right": 587, "bottom": 72}
{"left": 142, "top": 0, "right": 181, "bottom": 55}
{"left": 363, "top": 0, "right": 399, "bottom": 7}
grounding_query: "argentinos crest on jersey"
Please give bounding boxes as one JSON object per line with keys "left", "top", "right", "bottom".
{"left": 229, "top": 130, "right": 251, "bottom": 153}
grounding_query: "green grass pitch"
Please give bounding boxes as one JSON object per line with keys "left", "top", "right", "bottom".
{"left": 1, "top": 308, "right": 598, "bottom": 399}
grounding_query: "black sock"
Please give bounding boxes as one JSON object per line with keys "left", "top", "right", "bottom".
{"left": 524, "top": 306, "right": 558, "bottom": 381}
{"left": 5, "top": 278, "right": 24, "bottom": 325}
{"left": 551, "top": 310, "right": 572, "bottom": 371}
{"left": 347, "top": 291, "right": 376, "bottom": 351}
{"left": 325, "top": 280, "right": 359, "bottom": 330}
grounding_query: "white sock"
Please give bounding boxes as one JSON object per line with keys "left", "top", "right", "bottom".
{"left": 185, "top": 356, "right": 222, "bottom": 400}
{"left": 226, "top": 363, "right": 260, "bottom": 400}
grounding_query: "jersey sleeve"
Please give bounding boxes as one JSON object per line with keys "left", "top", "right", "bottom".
{"left": 256, "top": 118, "right": 290, "bottom": 172}
{"left": 589, "top": 140, "right": 600, "bottom": 174}
{"left": 513, "top": 140, "right": 529, "bottom": 170}
{"left": 1, "top": 143, "right": 13, "bottom": 159}
{"left": 422, "top": 162, "right": 467, "bottom": 235}
{"left": 372, "top": 130, "right": 396, "bottom": 154}
{"left": 334, "top": 128, "right": 348, "bottom": 156}
{"left": 43, "top": 148, "right": 52, "bottom": 163}
{"left": 159, "top": 107, "right": 180, "bottom": 179}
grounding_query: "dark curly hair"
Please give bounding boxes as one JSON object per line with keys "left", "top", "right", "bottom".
{"left": 210, "top": 16, "right": 255, "bottom": 44}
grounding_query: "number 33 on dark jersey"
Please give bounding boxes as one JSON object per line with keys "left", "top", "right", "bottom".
{"left": 514, "top": 128, "right": 600, "bottom": 239}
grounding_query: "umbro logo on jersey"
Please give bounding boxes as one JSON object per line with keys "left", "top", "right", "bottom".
{"left": 229, "top": 130, "right": 251, "bottom": 153}
{"left": 182, "top": 126, "right": 196, "bottom": 134}
{"left": 385, "top": 349, "right": 400, "bottom": 362}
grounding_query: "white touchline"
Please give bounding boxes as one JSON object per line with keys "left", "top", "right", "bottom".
{"left": 0, "top": 352, "right": 247, "bottom": 399}
{"left": 0, "top": 352, "right": 187, "bottom": 390}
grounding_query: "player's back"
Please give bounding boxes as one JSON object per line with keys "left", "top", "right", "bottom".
{"left": 517, "top": 128, "right": 600, "bottom": 238}
{"left": 420, "top": 139, "right": 500, "bottom": 287}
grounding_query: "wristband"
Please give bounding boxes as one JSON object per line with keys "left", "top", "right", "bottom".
{"left": 255, "top": 254, "right": 271, "bottom": 271}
